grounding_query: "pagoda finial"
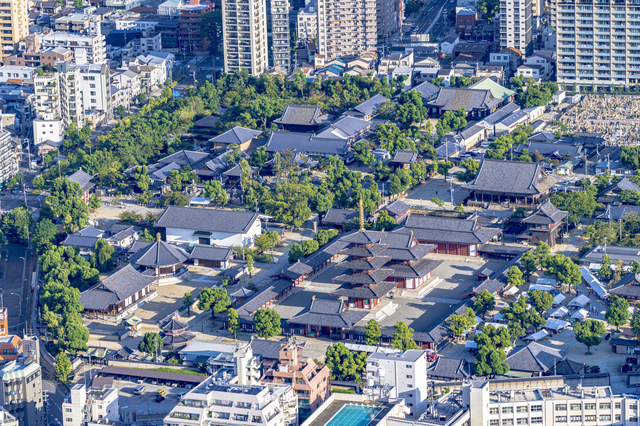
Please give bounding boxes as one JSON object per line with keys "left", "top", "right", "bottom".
{"left": 359, "top": 197, "right": 365, "bottom": 232}
{"left": 156, "top": 232, "right": 161, "bottom": 241}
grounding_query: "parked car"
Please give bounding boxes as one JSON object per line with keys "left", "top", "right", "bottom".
{"left": 134, "top": 385, "right": 146, "bottom": 395}
{"left": 156, "top": 396, "right": 165, "bottom": 403}
{"left": 156, "top": 389, "right": 166, "bottom": 397}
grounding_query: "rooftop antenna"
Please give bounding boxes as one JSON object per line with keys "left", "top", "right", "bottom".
{"left": 359, "top": 197, "right": 365, "bottom": 232}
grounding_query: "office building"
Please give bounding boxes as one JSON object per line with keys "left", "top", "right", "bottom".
{"left": 62, "top": 383, "right": 119, "bottom": 426}
{"left": 223, "top": 0, "right": 269, "bottom": 75}
{"left": 365, "top": 350, "right": 428, "bottom": 419}
{"left": 271, "top": 0, "right": 291, "bottom": 71}
{"left": 499, "top": 0, "right": 533, "bottom": 55}
{"left": 556, "top": 0, "right": 640, "bottom": 87}
{"left": 0, "top": 0, "right": 29, "bottom": 64}
{"left": 178, "top": 0, "right": 214, "bottom": 53}
{"left": 0, "top": 360, "right": 45, "bottom": 425}
{"left": 316, "top": 0, "right": 377, "bottom": 60}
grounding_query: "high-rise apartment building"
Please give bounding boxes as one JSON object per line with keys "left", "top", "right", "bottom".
{"left": 316, "top": 0, "right": 377, "bottom": 60}
{"left": 556, "top": 0, "right": 640, "bottom": 87}
{"left": 0, "top": 132, "right": 18, "bottom": 187}
{"left": 271, "top": 0, "right": 291, "bottom": 71}
{"left": 222, "top": 0, "right": 269, "bottom": 75}
{"left": 62, "top": 383, "right": 119, "bottom": 426}
{"left": 33, "top": 72, "right": 65, "bottom": 146}
{"left": 0, "top": 0, "right": 29, "bottom": 64}
{"left": 499, "top": 0, "right": 533, "bottom": 55}
{"left": 0, "top": 360, "right": 45, "bottom": 426}
{"left": 58, "top": 61, "right": 112, "bottom": 129}
{"left": 377, "top": 0, "right": 403, "bottom": 40}
{"left": 178, "top": 0, "right": 214, "bottom": 53}
{"left": 41, "top": 30, "right": 107, "bottom": 65}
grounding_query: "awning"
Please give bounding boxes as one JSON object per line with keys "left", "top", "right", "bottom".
{"left": 545, "top": 318, "right": 570, "bottom": 331}
{"left": 580, "top": 267, "right": 608, "bottom": 299}
{"left": 465, "top": 341, "right": 478, "bottom": 349}
{"left": 571, "top": 308, "right": 589, "bottom": 320}
{"left": 550, "top": 306, "right": 568, "bottom": 318}
{"left": 553, "top": 294, "right": 566, "bottom": 306}
{"left": 569, "top": 294, "right": 590, "bottom": 308}
{"left": 526, "top": 329, "right": 549, "bottom": 341}
{"left": 505, "top": 286, "right": 519, "bottom": 296}
{"left": 529, "top": 284, "right": 554, "bottom": 292}
{"left": 536, "top": 278, "right": 557, "bottom": 286}
{"left": 193, "top": 231, "right": 212, "bottom": 237}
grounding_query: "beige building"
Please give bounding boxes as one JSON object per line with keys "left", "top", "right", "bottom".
{"left": 317, "top": 0, "right": 377, "bottom": 60}
{"left": 222, "top": 0, "right": 269, "bottom": 76}
{"left": 0, "top": 0, "right": 29, "bottom": 64}
{"left": 0, "top": 360, "right": 45, "bottom": 425}
{"left": 62, "top": 383, "right": 119, "bottom": 425}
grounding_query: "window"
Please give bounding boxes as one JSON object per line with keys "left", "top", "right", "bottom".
{"left": 502, "top": 407, "right": 514, "bottom": 414}
{"left": 615, "top": 402, "right": 621, "bottom": 409}
{"left": 599, "top": 403, "right": 611, "bottom": 409}
{"left": 406, "top": 364, "right": 412, "bottom": 368}
{"left": 633, "top": 404, "right": 639, "bottom": 410}
{"left": 599, "top": 415, "right": 611, "bottom": 422}
{"left": 64, "top": 409, "right": 72, "bottom": 413}
{"left": 490, "top": 421, "right": 499, "bottom": 426}
{"left": 407, "top": 384, "right": 413, "bottom": 388}
{"left": 616, "top": 414, "right": 621, "bottom": 421}
{"left": 517, "top": 419, "right": 528, "bottom": 425}
{"left": 556, "top": 416, "right": 567, "bottom": 423}
{"left": 584, "top": 403, "right": 595, "bottom": 410}
{"left": 570, "top": 404, "right": 581, "bottom": 411}
{"left": 502, "top": 420, "right": 514, "bottom": 426}
{"left": 516, "top": 407, "right": 528, "bottom": 413}
{"left": 406, "top": 375, "right": 413, "bottom": 379}
{"left": 556, "top": 404, "right": 567, "bottom": 411}
{"left": 531, "top": 417, "right": 542, "bottom": 424}
{"left": 491, "top": 408, "right": 499, "bottom": 414}
{"left": 531, "top": 405, "right": 542, "bottom": 412}
{"left": 631, "top": 417, "right": 638, "bottom": 422}
{"left": 570, "top": 416, "right": 582, "bottom": 422}
{"left": 585, "top": 415, "right": 596, "bottom": 422}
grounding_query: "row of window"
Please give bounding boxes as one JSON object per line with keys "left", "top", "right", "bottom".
{"left": 491, "top": 406, "right": 543, "bottom": 414}
{"left": 490, "top": 418, "right": 542, "bottom": 425}
{"left": 555, "top": 402, "right": 627, "bottom": 411}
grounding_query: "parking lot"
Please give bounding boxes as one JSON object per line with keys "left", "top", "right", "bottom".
{"left": 113, "top": 378, "right": 187, "bottom": 421}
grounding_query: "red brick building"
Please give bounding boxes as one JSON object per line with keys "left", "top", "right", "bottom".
{"left": 178, "top": 0, "right": 214, "bottom": 53}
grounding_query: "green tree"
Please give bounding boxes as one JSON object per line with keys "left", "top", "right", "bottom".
{"left": 474, "top": 324, "right": 512, "bottom": 350}
{"left": 250, "top": 146, "right": 269, "bottom": 170}
{"left": 392, "top": 321, "right": 419, "bottom": 351}
{"left": 605, "top": 295, "right": 631, "bottom": 331}
{"left": 325, "top": 343, "right": 367, "bottom": 382}
{"left": 501, "top": 296, "right": 546, "bottom": 338}
{"left": 56, "top": 352, "right": 72, "bottom": 382}
{"left": 116, "top": 105, "right": 126, "bottom": 117}
{"left": 364, "top": 319, "right": 382, "bottom": 346}
{"left": 253, "top": 308, "right": 281, "bottom": 338}
{"left": 374, "top": 210, "right": 397, "bottom": 231}
{"left": 32, "top": 219, "right": 57, "bottom": 255}
{"left": 457, "top": 158, "right": 480, "bottom": 182}
{"left": 631, "top": 309, "right": 640, "bottom": 337}
{"left": 550, "top": 190, "right": 599, "bottom": 225}
{"left": 255, "top": 231, "right": 279, "bottom": 253}
{"left": 133, "top": 166, "right": 151, "bottom": 192}
{"left": 448, "top": 308, "right": 477, "bottom": 339}
{"left": 288, "top": 243, "right": 305, "bottom": 263}
{"left": 507, "top": 266, "right": 525, "bottom": 287}
{"left": 183, "top": 292, "right": 193, "bottom": 316}
{"left": 1, "top": 206, "right": 32, "bottom": 244}
{"left": 573, "top": 319, "right": 606, "bottom": 354}
{"left": 520, "top": 250, "right": 537, "bottom": 279}
{"left": 200, "top": 10, "right": 223, "bottom": 52}
{"left": 90, "top": 239, "right": 114, "bottom": 272}
{"left": 246, "top": 254, "right": 254, "bottom": 277}
{"left": 599, "top": 255, "right": 613, "bottom": 280}
{"left": 528, "top": 289, "right": 554, "bottom": 314}
{"left": 33, "top": 175, "right": 45, "bottom": 190}
{"left": 474, "top": 289, "right": 496, "bottom": 320}
{"left": 474, "top": 346, "right": 510, "bottom": 378}
{"left": 227, "top": 308, "right": 240, "bottom": 340}
{"left": 88, "top": 195, "right": 101, "bottom": 211}
{"left": 138, "top": 332, "right": 163, "bottom": 356}
{"left": 353, "top": 141, "right": 376, "bottom": 165}
{"left": 197, "top": 288, "right": 230, "bottom": 318}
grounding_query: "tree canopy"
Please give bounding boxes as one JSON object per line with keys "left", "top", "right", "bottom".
{"left": 253, "top": 308, "right": 281, "bottom": 338}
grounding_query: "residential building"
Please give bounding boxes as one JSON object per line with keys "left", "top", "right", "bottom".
{"left": 154, "top": 206, "right": 263, "bottom": 247}
{"left": 301, "top": 393, "right": 406, "bottom": 426}
{"left": 222, "top": 0, "right": 269, "bottom": 76}
{"left": 297, "top": 3, "right": 317, "bottom": 41}
{"left": 0, "top": 360, "right": 45, "bottom": 425}
{"left": 105, "top": 0, "right": 144, "bottom": 9}
{"left": 0, "top": 407, "right": 17, "bottom": 426}
{"left": 0, "top": 0, "right": 29, "bottom": 64}
{"left": 58, "top": 61, "right": 112, "bottom": 128}
{"left": 365, "top": 350, "right": 428, "bottom": 418}
{"left": 0, "top": 334, "right": 23, "bottom": 365}
{"left": 345, "top": 94, "right": 390, "bottom": 120}
{"left": 377, "top": 0, "right": 403, "bottom": 39}
{"left": 499, "top": 0, "right": 533, "bottom": 55}
{"left": 0, "top": 132, "right": 18, "bottom": 187}
{"left": 378, "top": 52, "right": 413, "bottom": 74}
{"left": 316, "top": 0, "right": 377, "bottom": 60}
{"left": 41, "top": 30, "right": 107, "bottom": 65}
{"left": 271, "top": 0, "right": 291, "bottom": 71}
{"left": 262, "top": 341, "right": 330, "bottom": 420}
{"left": 178, "top": 0, "right": 214, "bottom": 53}
{"left": 62, "top": 383, "right": 119, "bottom": 426}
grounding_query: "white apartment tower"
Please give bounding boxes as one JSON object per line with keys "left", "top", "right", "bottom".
{"left": 33, "top": 72, "right": 65, "bottom": 146}
{"left": 499, "top": 0, "right": 533, "bottom": 55}
{"left": 223, "top": 0, "right": 269, "bottom": 76}
{"left": 62, "top": 383, "right": 119, "bottom": 426}
{"left": 556, "top": 0, "right": 640, "bottom": 88}
{"left": 317, "top": 0, "right": 377, "bottom": 60}
{"left": 58, "top": 61, "right": 112, "bottom": 129}
{"left": 271, "top": 0, "right": 291, "bottom": 71}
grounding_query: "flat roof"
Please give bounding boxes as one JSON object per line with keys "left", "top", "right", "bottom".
{"left": 99, "top": 366, "right": 206, "bottom": 384}
{"left": 305, "top": 400, "right": 392, "bottom": 426}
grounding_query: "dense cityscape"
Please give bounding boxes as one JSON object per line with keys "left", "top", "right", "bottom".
{"left": 2, "top": 0, "right": 640, "bottom": 425}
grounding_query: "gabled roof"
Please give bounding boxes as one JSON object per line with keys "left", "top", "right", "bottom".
{"left": 602, "top": 177, "right": 640, "bottom": 194}
{"left": 340, "top": 230, "right": 387, "bottom": 244}
{"left": 61, "top": 234, "right": 99, "bottom": 249}
{"left": 80, "top": 265, "right": 156, "bottom": 311}
{"left": 480, "top": 102, "right": 520, "bottom": 125}
{"left": 529, "top": 131, "right": 556, "bottom": 142}
{"left": 522, "top": 200, "right": 568, "bottom": 225}
{"left": 323, "top": 208, "right": 359, "bottom": 225}
{"left": 523, "top": 142, "right": 582, "bottom": 158}
{"left": 288, "top": 298, "right": 368, "bottom": 328}
{"left": 412, "top": 81, "right": 440, "bottom": 100}
{"left": 428, "top": 87, "right": 502, "bottom": 112}
{"left": 155, "top": 206, "right": 260, "bottom": 234}
{"left": 190, "top": 246, "right": 234, "bottom": 262}
{"left": 222, "top": 164, "right": 258, "bottom": 178}
{"left": 274, "top": 105, "right": 324, "bottom": 126}
{"left": 462, "top": 159, "right": 557, "bottom": 196}
{"left": 208, "top": 126, "right": 262, "bottom": 145}
{"left": 264, "top": 131, "right": 350, "bottom": 155}
{"left": 237, "top": 279, "right": 293, "bottom": 316}
{"left": 67, "top": 168, "right": 94, "bottom": 192}
{"left": 472, "top": 278, "right": 506, "bottom": 295}
{"left": 395, "top": 215, "right": 501, "bottom": 244}
{"left": 316, "top": 116, "right": 372, "bottom": 139}
{"left": 129, "top": 240, "right": 189, "bottom": 267}
{"left": 597, "top": 204, "right": 640, "bottom": 221}
{"left": 158, "top": 150, "right": 210, "bottom": 167}
{"left": 427, "top": 356, "right": 471, "bottom": 380}
{"left": 384, "top": 200, "right": 410, "bottom": 217}
{"left": 610, "top": 273, "right": 640, "bottom": 297}
{"left": 506, "top": 342, "right": 566, "bottom": 373}
{"left": 389, "top": 150, "right": 419, "bottom": 164}
{"left": 351, "top": 94, "right": 390, "bottom": 117}
{"left": 333, "top": 268, "right": 395, "bottom": 284}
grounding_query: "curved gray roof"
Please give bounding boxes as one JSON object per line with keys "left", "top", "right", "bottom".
{"left": 209, "top": 126, "right": 262, "bottom": 145}
{"left": 155, "top": 206, "right": 260, "bottom": 234}
{"left": 80, "top": 265, "right": 156, "bottom": 311}
{"left": 463, "top": 159, "right": 557, "bottom": 196}
{"left": 129, "top": 240, "right": 189, "bottom": 267}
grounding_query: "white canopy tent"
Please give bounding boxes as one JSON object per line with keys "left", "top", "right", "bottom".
{"left": 568, "top": 294, "right": 590, "bottom": 308}
{"left": 504, "top": 286, "right": 519, "bottom": 297}
{"left": 465, "top": 341, "right": 478, "bottom": 349}
{"left": 526, "top": 329, "right": 549, "bottom": 341}
{"left": 580, "top": 267, "right": 608, "bottom": 299}
{"left": 545, "top": 318, "right": 570, "bottom": 331}
{"left": 553, "top": 294, "right": 566, "bottom": 306}
{"left": 550, "top": 306, "right": 569, "bottom": 318}
{"left": 536, "top": 278, "right": 557, "bottom": 286}
{"left": 529, "top": 284, "right": 554, "bottom": 292}
{"left": 571, "top": 308, "right": 589, "bottom": 320}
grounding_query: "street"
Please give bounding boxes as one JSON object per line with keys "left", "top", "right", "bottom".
{"left": 0, "top": 244, "right": 34, "bottom": 336}
{"left": 43, "top": 379, "right": 66, "bottom": 426}
{"left": 413, "top": 0, "right": 454, "bottom": 39}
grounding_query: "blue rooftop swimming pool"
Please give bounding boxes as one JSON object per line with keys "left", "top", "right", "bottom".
{"left": 325, "top": 404, "right": 383, "bottom": 426}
